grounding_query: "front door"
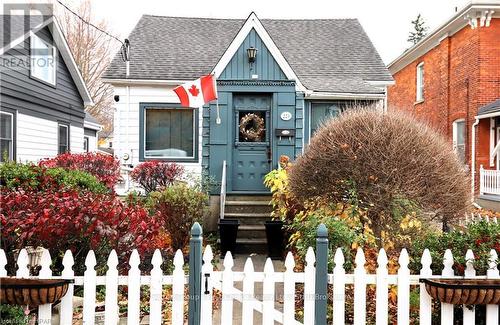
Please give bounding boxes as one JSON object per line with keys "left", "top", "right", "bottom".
{"left": 232, "top": 94, "right": 271, "bottom": 192}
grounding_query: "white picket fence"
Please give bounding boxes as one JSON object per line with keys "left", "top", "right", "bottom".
{"left": 1, "top": 246, "right": 499, "bottom": 325}
{"left": 465, "top": 212, "right": 499, "bottom": 224}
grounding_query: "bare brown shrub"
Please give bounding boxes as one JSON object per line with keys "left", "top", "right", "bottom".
{"left": 288, "top": 108, "right": 471, "bottom": 237}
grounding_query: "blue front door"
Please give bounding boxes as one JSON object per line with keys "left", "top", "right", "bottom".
{"left": 232, "top": 94, "right": 271, "bottom": 192}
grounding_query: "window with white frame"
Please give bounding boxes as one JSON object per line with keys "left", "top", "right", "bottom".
{"left": 58, "top": 124, "right": 69, "bottom": 154}
{"left": 144, "top": 107, "right": 195, "bottom": 159}
{"left": 453, "top": 119, "right": 466, "bottom": 163}
{"left": 31, "top": 34, "right": 56, "bottom": 85}
{"left": 416, "top": 62, "right": 424, "bottom": 102}
{"left": 83, "top": 136, "right": 90, "bottom": 152}
{"left": 0, "top": 112, "right": 14, "bottom": 162}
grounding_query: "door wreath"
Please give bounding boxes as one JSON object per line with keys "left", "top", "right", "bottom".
{"left": 239, "top": 113, "right": 265, "bottom": 141}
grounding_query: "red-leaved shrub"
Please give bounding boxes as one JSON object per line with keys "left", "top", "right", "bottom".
{"left": 40, "top": 152, "right": 120, "bottom": 189}
{"left": 130, "top": 161, "right": 184, "bottom": 193}
{"left": 0, "top": 187, "right": 161, "bottom": 273}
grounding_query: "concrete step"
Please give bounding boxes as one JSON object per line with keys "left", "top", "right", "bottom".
{"left": 224, "top": 212, "right": 272, "bottom": 224}
{"left": 238, "top": 224, "right": 266, "bottom": 239}
{"left": 225, "top": 195, "right": 271, "bottom": 201}
{"left": 235, "top": 238, "right": 268, "bottom": 254}
{"left": 224, "top": 200, "right": 273, "bottom": 214}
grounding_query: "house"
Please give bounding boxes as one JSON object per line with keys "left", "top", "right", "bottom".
{"left": 387, "top": 1, "right": 500, "bottom": 208}
{"left": 103, "top": 13, "right": 392, "bottom": 233}
{"left": 0, "top": 14, "right": 97, "bottom": 163}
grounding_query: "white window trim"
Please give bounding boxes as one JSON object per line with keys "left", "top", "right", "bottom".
{"left": 0, "top": 111, "right": 14, "bottom": 161}
{"left": 452, "top": 118, "right": 466, "bottom": 158}
{"left": 30, "top": 33, "right": 57, "bottom": 86}
{"left": 58, "top": 124, "right": 69, "bottom": 154}
{"left": 416, "top": 62, "right": 424, "bottom": 102}
{"left": 83, "top": 136, "right": 90, "bottom": 152}
{"left": 143, "top": 107, "right": 196, "bottom": 160}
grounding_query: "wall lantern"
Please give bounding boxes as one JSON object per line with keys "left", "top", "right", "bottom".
{"left": 247, "top": 47, "right": 257, "bottom": 63}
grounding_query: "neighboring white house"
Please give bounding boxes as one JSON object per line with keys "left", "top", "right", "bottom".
{"left": 0, "top": 15, "right": 97, "bottom": 163}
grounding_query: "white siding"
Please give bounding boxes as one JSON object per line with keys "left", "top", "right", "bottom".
{"left": 70, "top": 125, "right": 84, "bottom": 153}
{"left": 16, "top": 113, "right": 85, "bottom": 163}
{"left": 86, "top": 134, "right": 98, "bottom": 152}
{"left": 17, "top": 113, "right": 58, "bottom": 162}
{"left": 112, "top": 85, "right": 203, "bottom": 176}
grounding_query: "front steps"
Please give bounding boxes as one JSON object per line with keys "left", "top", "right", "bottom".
{"left": 223, "top": 195, "right": 273, "bottom": 254}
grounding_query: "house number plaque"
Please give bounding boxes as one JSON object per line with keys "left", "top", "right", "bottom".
{"left": 280, "top": 111, "right": 292, "bottom": 121}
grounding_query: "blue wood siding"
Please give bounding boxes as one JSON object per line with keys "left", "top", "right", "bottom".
{"left": 0, "top": 26, "right": 85, "bottom": 125}
{"left": 219, "top": 28, "right": 287, "bottom": 80}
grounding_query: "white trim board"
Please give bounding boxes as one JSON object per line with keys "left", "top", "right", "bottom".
{"left": 210, "top": 12, "right": 306, "bottom": 92}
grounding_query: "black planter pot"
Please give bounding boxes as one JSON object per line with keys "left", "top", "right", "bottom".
{"left": 218, "top": 219, "right": 240, "bottom": 257}
{"left": 265, "top": 220, "right": 285, "bottom": 260}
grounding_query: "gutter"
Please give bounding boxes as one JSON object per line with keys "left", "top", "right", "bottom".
{"left": 471, "top": 116, "right": 480, "bottom": 200}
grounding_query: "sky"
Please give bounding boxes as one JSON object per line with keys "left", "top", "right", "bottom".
{"left": 80, "top": 0, "right": 470, "bottom": 64}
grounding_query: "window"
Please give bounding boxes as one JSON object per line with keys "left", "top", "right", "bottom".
{"left": 416, "top": 62, "right": 424, "bottom": 102}
{"left": 310, "top": 103, "right": 342, "bottom": 136}
{"left": 144, "top": 107, "right": 195, "bottom": 159}
{"left": 0, "top": 112, "right": 14, "bottom": 162}
{"left": 453, "top": 119, "right": 466, "bottom": 163}
{"left": 31, "top": 34, "right": 56, "bottom": 85}
{"left": 83, "top": 136, "right": 89, "bottom": 152}
{"left": 58, "top": 124, "right": 69, "bottom": 154}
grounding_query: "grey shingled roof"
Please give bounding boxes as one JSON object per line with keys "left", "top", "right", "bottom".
{"left": 103, "top": 15, "right": 392, "bottom": 94}
{"left": 478, "top": 99, "right": 500, "bottom": 116}
{"left": 84, "top": 112, "right": 100, "bottom": 125}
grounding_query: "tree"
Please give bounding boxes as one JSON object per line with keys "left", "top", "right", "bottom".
{"left": 288, "top": 108, "right": 471, "bottom": 243}
{"left": 408, "top": 14, "right": 428, "bottom": 45}
{"left": 56, "top": 0, "right": 117, "bottom": 133}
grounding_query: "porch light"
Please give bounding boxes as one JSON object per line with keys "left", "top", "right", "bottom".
{"left": 247, "top": 47, "right": 257, "bottom": 63}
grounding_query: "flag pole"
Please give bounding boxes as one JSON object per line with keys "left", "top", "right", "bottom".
{"left": 213, "top": 73, "right": 221, "bottom": 124}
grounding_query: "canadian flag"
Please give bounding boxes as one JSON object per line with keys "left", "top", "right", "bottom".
{"left": 173, "top": 75, "right": 217, "bottom": 108}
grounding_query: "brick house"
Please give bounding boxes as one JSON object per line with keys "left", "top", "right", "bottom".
{"left": 387, "top": 1, "right": 500, "bottom": 207}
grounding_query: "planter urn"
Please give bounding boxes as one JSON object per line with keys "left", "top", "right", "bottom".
{"left": 0, "top": 277, "right": 73, "bottom": 307}
{"left": 265, "top": 220, "right": 285, "bottom": 260}
{"left": 218, "top": 219, "right": 240, "bottom": 257}
{"left": 420, "top": 278, "right": 500, "bottom": 305}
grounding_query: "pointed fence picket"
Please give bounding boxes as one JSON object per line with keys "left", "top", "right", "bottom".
{"left": 419, "top": 249, "right": 433, "bottom": 325}
{"left": 200, "top": 246, "right": 214, "bottom": 325}
{"left": 1, "top": 235, "right": 499, "bottom": 325}
{"left": 283, "top": 252, "right": 296, "bottom": 325}
{"left": 441, "top": 249, "right": 455, "bottom": 325}
{"left": 354, "top": 247, "right": 367, "bottom": 325}
{"left": 486, "top": 250, "right": 499, "bottom": 325}
{"left": 376, "top": 249, "right": 388, "bottom": 325}
{"left": 105, "top": 250, "right": 119, "bottom": 325}
{"left": 59, "top": 250, "right": 74, "bottom": 325}
{"left": 332, "top": 248, "right": 346, "bottom": 325}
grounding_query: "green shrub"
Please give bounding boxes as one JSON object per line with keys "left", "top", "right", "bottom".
{"left": 0, "top": 162, "right": 107, "bottom": 193}
{"left": 409, "top": 221, "right": 500, "bottom": 274}
{"left": 0, "top": 304, "right": 26, "bottom": 322}
{"left": 45, "top": 168, "right": 108, "bottom": 193}
{"left": 147, "top": 183, "right": 208, "bottom": 251}
{"left": 289, "top": 210, "right": 365, "bottom": 271}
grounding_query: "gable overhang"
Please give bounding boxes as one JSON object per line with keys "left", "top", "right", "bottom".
{"left": 388, "top": 1, "right": 500, "bottom": 75}
{"left": 211, "top": 12, "right": 306, "bottom": 92}
{"left": 1, "top": 16, "right": 93, "bottom": 106}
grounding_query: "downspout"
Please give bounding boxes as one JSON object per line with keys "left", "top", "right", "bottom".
{"left": 471, "top": 116, "right": 480, "bottom": 200}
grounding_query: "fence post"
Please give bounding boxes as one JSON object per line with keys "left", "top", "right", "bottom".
{"left": 315, "top": 223, "right": 328, "bottom": 325}
{"left": 188, "top": 222, "right": 203, "bottom": 325}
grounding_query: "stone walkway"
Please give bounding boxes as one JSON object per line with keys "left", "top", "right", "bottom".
{"left": 212, "top": 253, "right": 285, "bottom": 325}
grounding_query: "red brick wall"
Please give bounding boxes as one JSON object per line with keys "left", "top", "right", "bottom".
{"left": 388, "top": 19, "right": 500, "bottom": 191}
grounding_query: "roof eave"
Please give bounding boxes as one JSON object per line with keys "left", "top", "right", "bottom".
{"left": 305, "top": 91, "right": 386, "bottom": 100}
{"left": 388, "top": 1, "right": 500, "bottom": 74}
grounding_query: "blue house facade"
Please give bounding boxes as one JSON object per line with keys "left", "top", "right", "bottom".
{"left": 103, "top": 13, "right": 393, "bottom": 196}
